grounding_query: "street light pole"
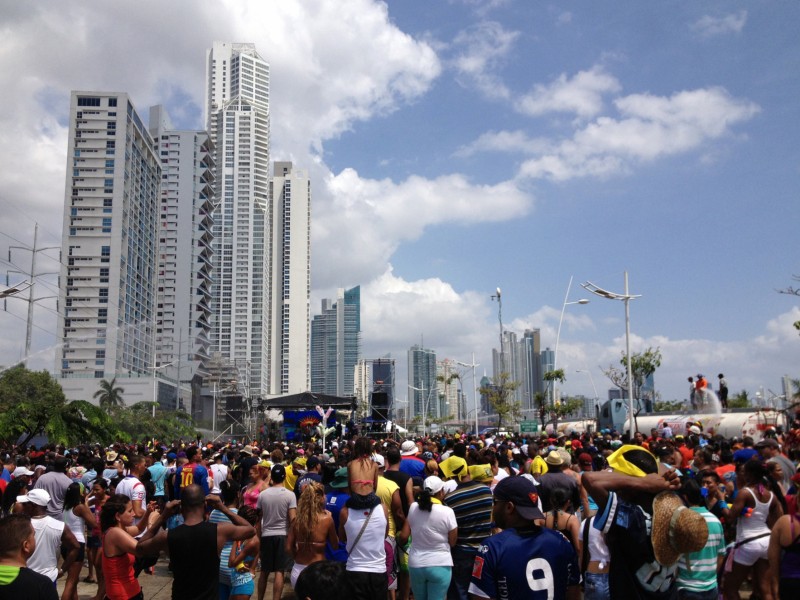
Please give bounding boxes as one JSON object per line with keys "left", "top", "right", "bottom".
{"left": 454, "top": 354, "right": 480, "bottom": 435}
{"left": 491, "top": 288, "right": 503, "bottom": 373}
{"left": 582, "top": 272, "right": 641, "bottom": 436}
{"left": 553, "top": 276, "right": 589, "bottom": 405}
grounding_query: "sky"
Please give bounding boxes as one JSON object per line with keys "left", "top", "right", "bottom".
{"left": 0, "top": 0, "right": 798, "bottom": 406}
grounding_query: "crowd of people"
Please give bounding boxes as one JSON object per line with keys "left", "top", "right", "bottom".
{"left": 0, "top": 413, "right": 798, "bottom": 600}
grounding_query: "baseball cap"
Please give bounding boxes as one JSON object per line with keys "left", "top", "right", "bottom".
{"left": 270, "top": 464, "right": 287, "bottom": 483}
{"left": 17, "top": 489, "right": 51, "bottom": 507}
{"left": 493, "top": 477, "right": 544, "bottom": 521}
{"left": 371, "top": 454, "right": 385, "bottom": 468}
{"left": 306, "top": 456, "right": 321, "bottom": 470}
{"left": 12, "top": 466, "right": 35, "bottom": 478}
{"left": 755, "top": 438, "right": 779, "bottom": 449}
{"left": 423, "top": 476, "right": 444, "bottom": 495}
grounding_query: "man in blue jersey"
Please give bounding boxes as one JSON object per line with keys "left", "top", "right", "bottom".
{"left": 174, "top": 447, "right": 210, "bottom": 499}
{"left": 469, "top": 477, "right": 580, "bottom": 600}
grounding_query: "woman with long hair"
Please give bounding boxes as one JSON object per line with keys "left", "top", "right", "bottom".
{"left": 544, "top": 486, "right": 580, "bottom": 554}
{"left": 86, "top": 478, "right": 109, "bottom": 600}
{"left": 1, "top": 476, "right": 29, "bottom": 516}
{"left": 723, "top": 459, "right": 784, "bottom": 600}
{"left": 397, "top": 476, "right": 457, "bottom": 600}
{"left": 242, "top": 462, "right": 269, "bottom": 509}
{"left": 347, "top": 437, "right": 379, "bottom": 509}
{"left": 287, "top": 481, "right": 338, "bottom": 588}
{"left": 99, "top": 494, "right": 155, "bottom": 600}
{"left": 227, "top": 505, "right": 261, "bottom": 600}
{"left": 212, "top": 479, "right": 242, "bottom": 600}
{"left": 60, "top": 482, "right": 96, "bottom": 600}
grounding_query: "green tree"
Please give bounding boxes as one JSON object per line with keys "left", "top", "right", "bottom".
{"left": 479, "top": 372, "right": 521, "bottom": 430}
{"left": 48, "top": 400, "right": 123, "bottom": 446}
{"left": 0, "top": 366, "right": 67, "bottom": 447}
{"left": 112, "top": 402, "right": 197, "bottom": 443}
{"left": 728, "top": 389, "right": 751, "bottom": 409}
{"left": 602, "top": 347, "right": 663, "bottom": 402}
{"left": 552, "top": 397, "right": 584, "bottom": 419}
{"left": 543, "top": 369, "right": 566, "bottom": 402}
{"left": 93, "top": 378, "right": 125, "bottom": 412}
{"left": 533, "top": 391, "right": 548, "bottom": 429}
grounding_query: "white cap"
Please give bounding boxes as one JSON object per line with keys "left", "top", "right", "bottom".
{"left": 372, "top": 453, "right": 385, "bottom": 468}
{"left": 12, "top": 466, "right": 35, "bottom": 478}
{"left": 423, "top": 475, "right": 444, "bottom": 495}
{"left": 17, "top": 488, "right": 51, "bottom": 507}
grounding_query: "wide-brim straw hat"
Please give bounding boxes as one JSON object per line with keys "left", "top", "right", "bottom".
{"left": 544, "top": 450, "right": 563, "bottom": 466}
{"left": 651, "top": 491, "right": 708, "bottom": 566}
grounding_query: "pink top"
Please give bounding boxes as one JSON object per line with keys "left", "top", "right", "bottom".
{"left": 243, "top": 485, "right": 261, "bottom": 509}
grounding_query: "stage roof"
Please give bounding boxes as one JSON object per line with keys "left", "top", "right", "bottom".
{"left": 261, "top": 391, "right": 356, "bottom": 410}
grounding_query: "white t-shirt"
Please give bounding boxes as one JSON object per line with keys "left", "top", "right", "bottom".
{"left": 28, "top": 515, "right": 64, "bottom": 581}
{"left": 115, "top": 476, "right": 146, "bottom": 536}
{"left": 210, "top": 463, "right": 229, "bottom": 494}
{"left": 407, "top": 502, "right": 457, "bottom": 568}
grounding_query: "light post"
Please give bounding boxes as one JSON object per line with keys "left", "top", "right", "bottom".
{"left": 454, "top": 354, "right": 480, "bottom": 435}
{"left": 582, "top": 272, "right": 641, "bottom": 436}
{"left": 576, "top": 369, "right": 599, "bottom": 418}
{"left": 552, "top": 276, "right": 589, "bottom": 404}
{"left": 409, "top": 383, "right": 435, "bottom": 437}
{"left": 147, "top": 361, "right": 176, "bottom": 417}
{"left": 490, "top": 288, "right": 503, "bottom": 373}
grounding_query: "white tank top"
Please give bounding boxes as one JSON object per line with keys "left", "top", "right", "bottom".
{"left": 581, "top": 516, "right": 611, "bottom": 568}
{"left": 64, "top": 507, "right": 86, "bottom": 543}
{"left": 345, "top": 505, "right": 387, "bottom": 573}
{"left": 28, "top": 515, "right": 64, "bottom": 581}
{"left": 736, "top": 487, "right": 772, "bottom": 541}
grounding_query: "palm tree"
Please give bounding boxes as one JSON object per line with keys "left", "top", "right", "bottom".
{"left": 93, "top": 377, "right": 125, "bottom": 412}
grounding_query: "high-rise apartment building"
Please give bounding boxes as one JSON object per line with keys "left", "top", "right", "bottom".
{"left": 206, "top": 42, "right": 271, "bottom": 397}
{"left": 437, "top": 358, "right": 460, "bottom": 420}
{"left": 57, "top": 92, "right": 162, "bottom": 403}
{"left": 310, "top": 286, "right": 360, "bottom": 396}
{"left": 520, "top": 328, "right": 543, "bottom": 410}
{"left": 268, "top": 162, "right": 311, "bottom": 395}
{"left": 148, "top": 106, "right": 215, "bottom": 410}
{"left": 408, "top": 345, "right": 437, "bottom": 418}
{"left": 206, "top": 42, "right": 310, "bottom": 398}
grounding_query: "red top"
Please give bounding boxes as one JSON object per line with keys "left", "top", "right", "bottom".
{"left": 102, "top": 548, "right": 141, "bottom": 600}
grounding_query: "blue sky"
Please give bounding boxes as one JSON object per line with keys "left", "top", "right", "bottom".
{"left": 0, "top": 0, "right": 797, "bottom": 404}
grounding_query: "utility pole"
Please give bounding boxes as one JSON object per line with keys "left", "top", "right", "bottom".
{"left": 6, "top": 223, "right": 59, "bottom": 364}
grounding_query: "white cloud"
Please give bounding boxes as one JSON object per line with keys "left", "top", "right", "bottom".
{"left": 518, "top": 86, "right": 760, "bottom": 181}
{"left": 514, "top": 66, "right": 621, "bottom": 118}
{"left": 557, "top": 12, "right": 573, "bottom": 25}
{"left": 691, "top": 11, "right": 748, "bottom": 38}
{"left": 454, "top": 129, "right": 551, "bottom": 157}
{"left": 314, "top": 167, "right": 533, "bottom": 287}
{"left": 451, "top": 21, "right": 520, "bottom": 100}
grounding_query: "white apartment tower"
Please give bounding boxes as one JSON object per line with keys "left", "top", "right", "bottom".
{"left": 57, "top": 92, "right": 161, "bottom": 397}
{"left": 148, "top": 106, "right": 215, "bottom": 408}
{"left": 269, "top": 162, "right": 311, "bottom": 394}
{"left": 205, "top": 42, "right": 271, "bottom": 396}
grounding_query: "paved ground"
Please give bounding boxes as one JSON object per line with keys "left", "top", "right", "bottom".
{"left": 57, "top": 557, "right": 296, "bottom": 599}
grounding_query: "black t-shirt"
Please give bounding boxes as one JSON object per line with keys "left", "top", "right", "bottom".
{"left": 382, "top": 469, "right": 412, "bottom": 516}
{"left": 0, "top": 566, "right": 58, "bottom": 600}
{"left": 168, "top": 521, "right": 219, "bottom": 600}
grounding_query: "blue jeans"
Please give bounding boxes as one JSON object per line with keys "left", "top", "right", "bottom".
{"left": 677, "top": 587, "right": 718, "bottom": 600}
{"left": 410, "top": 566, "right": 452, "bottom": 600}
{"left": 583, "top": 572, "right": 610, "bottom": 600}
{"left": 447, "top": 547, "right": 477, "bottom": 600}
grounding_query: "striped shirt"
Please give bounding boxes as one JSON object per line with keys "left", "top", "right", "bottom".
{"left": 444, "top": 480, "right": 493, "bottom": 550}
{"left": 676, "top": 506, "right": 725, "bottom": 592}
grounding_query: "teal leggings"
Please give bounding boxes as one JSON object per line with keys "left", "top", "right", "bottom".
{"left": 409, "top": 566, "right": 452, "bottom": 600}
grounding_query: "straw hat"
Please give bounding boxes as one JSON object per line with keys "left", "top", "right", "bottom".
{"left": 544, "top": 450, "right": 563, "bottom": 466}
{"left": 651, "top": 492, "right": 708, "bottom": 566}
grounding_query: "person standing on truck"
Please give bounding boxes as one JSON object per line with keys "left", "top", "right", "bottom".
{"left": 718, "top": 374, "right": 729, "bottom": 409}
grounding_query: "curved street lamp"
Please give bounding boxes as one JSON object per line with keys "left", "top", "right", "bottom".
{"left": 552, "top": 276, "right": 589, "bottom": 404}
{"left": 581, "top": 272, "right": 641, "bottom": 435}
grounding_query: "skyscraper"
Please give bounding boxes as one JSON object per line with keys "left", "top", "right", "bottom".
{"left": 408, "top": 345, "right": 436, "bottom": 418}
{"left": 310, "top": 286, "right": 360, "bottom": 396}
{"left": 57, "top": 92, "right": 161, "bottom": 402}
{"left": 520, "top": 328, "right": 543, "bottom": 410}
{"left": 206, "top": 42, "right": 271, "bottom": 397}
{"left": 148, "top": 105, "right": 215, "bottom": 410}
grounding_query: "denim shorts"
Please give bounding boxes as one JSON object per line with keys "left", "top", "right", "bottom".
{"left": 583, "top": 571, "right": 610, "bottom": 600}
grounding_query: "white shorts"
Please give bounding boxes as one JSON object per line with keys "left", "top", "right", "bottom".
{"left": 290, "top": 562, "right": 308, "bottom": 588}
{"left": 733, "top": 537, "right": 769, "bottom": 566}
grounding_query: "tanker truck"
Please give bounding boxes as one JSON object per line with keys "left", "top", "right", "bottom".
{"left": 623, "top": 408, "right": 786, "bottom": 441}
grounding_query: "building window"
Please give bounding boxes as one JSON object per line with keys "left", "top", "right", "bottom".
{"left": 77, "top": 97, "right": 101, "bottom": 107}
{"left": 108, "top": 98, "right": 117, "bottom": 107}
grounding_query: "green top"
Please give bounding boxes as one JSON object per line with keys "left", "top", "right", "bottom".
{"left": 676, "top": 506, "right": 725, "bottom": 592}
